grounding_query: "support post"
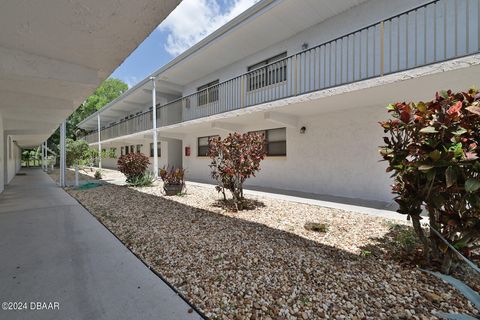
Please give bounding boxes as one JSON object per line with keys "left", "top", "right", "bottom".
{"left": 41, "top": 142, "right": 45, "bottom": 171}
{"left": 150, "top": 76, "right": 158, "bottom": 178}
{"left": 97, "top": 114, "right": 102, "bottom": 169}
{"left": 44, "top": 142, "right": 48, "bottom": 171}
{"left": 59, "top": 121, "right": 66, "bottom": 187}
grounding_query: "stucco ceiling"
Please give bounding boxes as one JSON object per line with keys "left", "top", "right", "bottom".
{"left": 0, "top": 0, "right": 180, "bottom": 147}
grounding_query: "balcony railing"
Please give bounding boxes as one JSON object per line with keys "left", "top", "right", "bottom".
{"left": 84, "top": 0, "right": 479, "bottom": 143}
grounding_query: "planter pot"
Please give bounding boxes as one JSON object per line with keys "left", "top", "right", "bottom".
{"left": 163, "top": 183, "right": 183, "bottom": 196}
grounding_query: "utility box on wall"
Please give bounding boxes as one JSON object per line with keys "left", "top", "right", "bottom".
{"left": 185, "top": 146, "right": 190, "bottom": 157}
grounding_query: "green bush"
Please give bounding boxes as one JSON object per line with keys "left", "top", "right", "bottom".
{"left": 66, "top": 139, "right": 89, "bottom": 167}
{"left": 304, "top": 222, "right": 329, "bottom": 233}
{"left": 128, "top": 171, "right": 155, "bottom": 187}
{"left": 94, "top": 169, "right": 102, "bottom": 180}
{"left": 379, "top": 88, "right": 480, "bottom": 274}
{"left": 389, "top": 224, "right": 418, "bottom": 254}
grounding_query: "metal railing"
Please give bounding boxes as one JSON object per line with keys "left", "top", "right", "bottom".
{"left": 84, "top": 0, "right": 480, "bottom": 143}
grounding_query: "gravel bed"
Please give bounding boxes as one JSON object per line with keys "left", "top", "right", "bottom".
{"left": 50, "top": 169, "right": 478, "bottom": 319}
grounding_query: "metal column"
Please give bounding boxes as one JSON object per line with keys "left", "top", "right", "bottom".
{"left": 41, "top": 142, "right": 45, "bottom": 171}
{"left": 97, "top": 114, "right": 102, "bottom": 169}
{"left": 44, "top": 142, "right": 47, "bottom": 171}
{"left": 59, "top": 121, "right": 66, "bottom": 187}
{"left": 150, "top": 76, "right": 158, "bottom": 178}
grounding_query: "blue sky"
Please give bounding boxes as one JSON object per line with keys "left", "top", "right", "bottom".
{"left": 110, "top": 0, "right": 259, "bottom": 88}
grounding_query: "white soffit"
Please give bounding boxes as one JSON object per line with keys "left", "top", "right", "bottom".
{"left": 0, "top": 0, "right": 180, "bottom": 147}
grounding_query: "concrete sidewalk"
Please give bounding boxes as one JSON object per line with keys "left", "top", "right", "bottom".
{"left": 0, "top": 168, "right": 202, "bottom": 320}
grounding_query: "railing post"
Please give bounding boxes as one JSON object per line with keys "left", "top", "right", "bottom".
{"left": 241, "top": 74, "right": 245, "bottom": 108}
{"left": 150, "top": 76, "right": 158, "bottom": 179}
{"left": 380, "top": 20, "right": 385, "bottom": 76}
{"left": 294, "top": 55, "right": 298, "bottom": 95}
{"left": 97, "top": 114, "right": 102, "bottom": 169}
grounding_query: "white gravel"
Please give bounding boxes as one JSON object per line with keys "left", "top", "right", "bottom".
{"left": 51, "top": 168, "right": 478, "bottom": 319}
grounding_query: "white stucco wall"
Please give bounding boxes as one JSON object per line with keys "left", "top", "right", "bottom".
{"left": 181, "top": 0, "right": 434, "bottom": 96}
{"left": 0, "top": 112, "right": 4, "bottom": 193}
{"left": 182, "top": 104, "right": 392, "bottom": 203}
{"left": 5, "top": 135, "right": 20, "bottom": 184}
{"left": 98, "top": 138, "right": 180, "bottom": 172}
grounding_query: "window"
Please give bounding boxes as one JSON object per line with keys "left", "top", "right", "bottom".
{"left": 197, "top": 80, "right": 219, "bottom": 106}
{"left": 136, "top": 144, "right": 142, "bottom": 153}
{"left": 247, "top": 52, "right": 287, "bottom": 91}
{"left": 124, "top": 146, "right": 129, "bottom": 155}
{"left": 150, "top": 142, "right": 161, "bottom": 157}
{"left": 250, "top": 127, "right": 286, "bottom": 156}
{"left": 197, "top": 135, "right": 219, "bottom": 157}
{"left": 130, "top": 145, "right": 135, "bottom": 153}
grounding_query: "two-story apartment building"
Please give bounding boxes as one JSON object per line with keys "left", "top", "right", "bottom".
{"left": 78, "top": 0, "right": 480, "bottom": 206}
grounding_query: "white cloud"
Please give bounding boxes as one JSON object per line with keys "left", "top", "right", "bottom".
{"left": 159, "top": 0, "right": 259, "bottom": 56}
{"left": 124, "top": 76, "right": 139, "bottom": 89}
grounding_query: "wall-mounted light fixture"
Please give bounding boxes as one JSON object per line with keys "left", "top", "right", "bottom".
{"left": 300, "top": 126, "right": 306, "bottom": 134}
{"left": 301, "top": 43, "right": 309, "bottom": 50}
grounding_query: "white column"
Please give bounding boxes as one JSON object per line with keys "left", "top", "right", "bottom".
{"left": 59, "top": 121, "right": 66, "bottom": 187}
{"left": 150, "top": 76, "right": 158, "bottom": 178}
{"left": 41, "top": 142, "right": 45, "bottom": 171}
{"left": 44, "top": 142, "right": 47, "bottom": 171}
{"left": 43, "top": 141, "right": 47, "bottom": 171}
{"left": 43, "top": 142, "right": 48, "bottom": 171}
{"left": 97, "top": 114, "right": 102, "bottom": 169}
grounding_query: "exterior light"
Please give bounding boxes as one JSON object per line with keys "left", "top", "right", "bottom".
{"left": 301, "top": 43, "right": 309, "bottom": 50}
{"left": 300, "top": 126, "right": 306, "bottom": 134}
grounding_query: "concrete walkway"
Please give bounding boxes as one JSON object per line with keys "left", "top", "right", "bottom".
{"left": 0, "top": 168, "right": 202, "bottom": 320}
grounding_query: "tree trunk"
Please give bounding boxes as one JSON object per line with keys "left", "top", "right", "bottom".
{"left": 222, "top": 187, "right": 226, "bottom": 201}
{"left": 441, "top": 250, "right": 454, "bottom": 274}
{"left": 428, "top": 209, "right": 441, "bottom": 261}
{"left": 411, "top": 214, "right": 430, "bottom": 262}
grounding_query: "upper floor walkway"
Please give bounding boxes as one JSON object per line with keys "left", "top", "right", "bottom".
{"left": 84, "top": 0, "right": 480, "bottom": 144}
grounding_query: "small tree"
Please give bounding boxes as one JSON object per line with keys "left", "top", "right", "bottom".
{"left": 117, "top": 152, "right": 150, "bottom": 183}
{"left": 66, "top": 139, "right": 90, "bottom": 167}
{"left": 379, "top": 88, "right": 480, "bottom": 274}
{"left": 208, "top": 132, "right": 266, "bottom": 210}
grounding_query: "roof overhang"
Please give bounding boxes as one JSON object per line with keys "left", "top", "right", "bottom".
{"left": 78, "top": 0, "right": 369, "bottom": 130}
{"left": 0, "top": 0, "right": 180, "bottom": 147}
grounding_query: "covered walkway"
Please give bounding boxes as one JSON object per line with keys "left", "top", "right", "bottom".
{"left": 0, "top": 168, "right": 202, "bottom": 320}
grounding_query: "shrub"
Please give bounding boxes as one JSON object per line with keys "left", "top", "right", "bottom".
{"left": 94, "top": 169, "right": 102, "bottom": 180}
{"left": 304, "top": 222, "right": 329, "bottom": 233}
{"left": 128, "top": 171, "right": 155, "bottom": 187}
{"left": 209, "top": 132, "right": 266, "bottom": 211}
{"left": 117, "top": 152, "right": 150, "bottom": 182}
{"left": 83, "top": 148, "right": 101, "bottom": 167}
{"left": 159, "top": 166, "right": 185, "bottom": 185}
{"left": 379, "top": 88, "right": 480, "bottom": 274}
{"left": 66, "top": 139, "right": 89, "bottom": 167}
{"left": 389, "top": 224, "right": 418, "bottom": 254}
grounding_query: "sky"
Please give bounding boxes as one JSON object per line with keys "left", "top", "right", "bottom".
{"left": 110, "top": 0, "right": 260, "bottom": 88}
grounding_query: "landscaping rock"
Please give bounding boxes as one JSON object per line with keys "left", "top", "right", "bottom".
{"left": 53, "top": 169, "right": 478, "bottom": 320}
